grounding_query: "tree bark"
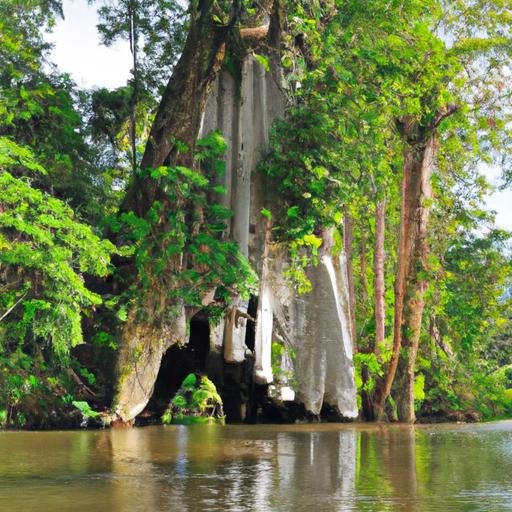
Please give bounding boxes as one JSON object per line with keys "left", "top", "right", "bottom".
{"left": 359, "top": 232, "right": 369, "bottom": 309}
{"left": 128, "top": 0, "right": 139, "bottom": 176}
{"left": 343, "top": 212, "right": 357, "bottom": 352}
{"left": 373, "top": 133, "right": 436, "bottom": 422}
{"left": 361, "top": 200, "right": 386, "bottom": 421}
{"left": 393, "top": 136, "right": 435, "bottom": 422}
{"left": 374, "top": 199, "right": 386, "bottom": 353}
{"left": 112, "top": 1, "right": 242, "bottom": 423}
{"left": 372, "top": 103, "right": 457, "bottom": 422}
{"left": 122, "top": 1, "right": 240, "bottom": 215}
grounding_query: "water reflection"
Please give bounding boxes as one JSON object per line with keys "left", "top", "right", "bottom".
{"left": 0, "top": 421, "right": 511, "bottom": 511}
{"left": 271, "top": 429, "right": 357, "bottom": 511}
{"left": 356, "top": 426, "right": 418, "bottom": 511}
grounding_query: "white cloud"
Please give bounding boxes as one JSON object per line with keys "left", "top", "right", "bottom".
{"left": 46, "top": 0, "right": 131, "bottom": 89}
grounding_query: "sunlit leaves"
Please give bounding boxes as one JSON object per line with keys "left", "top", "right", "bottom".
{"left": 0, "top": 139, "right": 116, "bottom": 358}
{"left": 117, "top": 132, "right": 257, "bottom": 315}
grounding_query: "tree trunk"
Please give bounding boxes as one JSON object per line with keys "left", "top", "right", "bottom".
{"left": 359, "top": 232, "right": 368, "bottom": 310}
{"left": 374, "top": 200, "right": 386, "bottom": 353}
{"left": 128, "top": 0, "right": 138, "bottom": 176}
{"left": 393, "top": 137, "right": 434, "bottom": 422}
{"left": 294, "top": 229, "right": 358, "bottom": 418}
{"left": 361, "top": 199, "right": 386, "bottom": 420}
{"left": 343, "top": 212, "right": 357, "bottom": 351}
{"left": 373, "top": 134, "right": 436, "bottom": 422}
{"left": 122, "top": 1, "right": 239, "bottom": 215}
{"left": 371, "top": 105, "right": 457, "bottom": 422}
{"left": 112, "top": 1, "right": 242, "bottom": 423}
{"left": 253, "top": 218, "right": 274, "bottom": 384}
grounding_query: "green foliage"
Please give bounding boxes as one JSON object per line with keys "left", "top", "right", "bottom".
{"left": 354, "top": 353, "right": 384, "bottom": 392}
{"left": 432, "top": 230, "right": 511, "bottom": 353}
{"left": 0, "top": 139, "right": 116, "bottom": 357}
{"left": 0, "top": 140, "right": 116, "bottom": 428}
{"left": 418, "top": 225, "right": 512, "bottom": 419}
{"left": 96, "top": 0, "right": 187, "bottom": 95}
{"left": 79, "top": 368, "right": 96, "bottom": 386}
{"left": 0, "top": 347, "right": 85, "bottom": 428}
{"left": 354, "top": 351, "right": 386, "bottom": 410}
{"left": 253, "top": 53, "right": 270, "bottom": 72}
{"left": 2, "top": 0, "right": 512, "bottom": 427}
{"left": 161, "top": 373, "right": 224, "bottom": 425}
{"left": 114, "top": 132, "right": 257, "bottom": 316}
{"left": 414, "top": 374, "right": 426, "bottom": 411}
{"left": 88, "top": 85, "right": 145, "bottom": 181}
{"left": 0, "top": 138, "right": 46, "bottom": 174}
{"left": 473, "top": 371, "right": 512, "bottom": 419}
{"left": 274, "top": 0, "right": 512, "bottom": 419}
{"left": 182, "top": 373, "right": 197, "bottom": 390}
{"left": 171, "top": 394, "right": 187, "bottom": 409}
{"left": 161, "top": 408, "right": 172, "bottom": 424}
{"left": 271, "top": 341, "right": 296, "bottom": 385}
{"left": 260, "top": 208, "right": 272, "bottom": 220}
{"left": 71, "top": 400, "right": 100, "bottom": 419}
{"left": 0, "top": 0, "right": 123, "bottom": 223}
{"left": 260, "top": 107, "right": 353, "bottom": 243}
{"left": 91, "top": 331, "right": 118, "bottom": 351}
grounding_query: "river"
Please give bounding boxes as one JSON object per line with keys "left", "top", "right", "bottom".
{"left": 1, "top": 420, "right": 511, "bottom": 511}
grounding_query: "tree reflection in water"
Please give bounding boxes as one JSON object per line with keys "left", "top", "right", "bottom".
{"left": 1, "top": 422, "right": 512, "bottom": 511}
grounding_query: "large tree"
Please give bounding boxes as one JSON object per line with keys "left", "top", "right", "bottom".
{"left": 111, "top": 0, "right": 280, "bottom": 422}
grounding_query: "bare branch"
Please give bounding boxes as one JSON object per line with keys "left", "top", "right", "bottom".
{"left": 0, "top": 290, "right": 28, "bottom": 323}
{"left": 432, "top": 103, "right": 459, "bottom": 129}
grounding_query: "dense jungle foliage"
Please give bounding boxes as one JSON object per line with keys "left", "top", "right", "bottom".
{"left": 1, "top": 0, "right": 512, "bottom": 427}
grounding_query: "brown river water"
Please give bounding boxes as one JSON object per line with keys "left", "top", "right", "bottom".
{"left": 1, "top": 420, "right": 511, "bottom": 511}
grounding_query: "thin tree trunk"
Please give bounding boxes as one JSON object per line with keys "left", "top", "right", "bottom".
{"left": 372, "top": 104, "right": 457, "bottom": 423}
{"left": 360, "top": 233, "right": 368, "bottom": 308}
{"left": 362, "top": 199, "right": 386, "bottom": 420}
{"left": 373, "top": 135, "right": 435, "bottom": 422}
{"left": 344, "top": 212, "right": 357, "bottom": 352}
{"left": 374, "top": 199, "right": 386, "bottom": 353}
{"left": 128, "top": 0, "right": 138, "bottom": 175}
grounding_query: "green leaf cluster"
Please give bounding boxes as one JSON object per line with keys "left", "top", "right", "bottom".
{"left": 0, "top": 139, "right": 117, "bottom": 427}
{"left": 161, "top": 373, "right": 224, "bottom": 424}
{"left": 0, "top": 139, "right": 116, "bottom": 356}
{"left": 116, "top": 132, "right": 257, "bottom": 318}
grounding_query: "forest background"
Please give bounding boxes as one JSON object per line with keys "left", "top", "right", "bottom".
{"left": 1, "top": 0, "right": 512, "bottom": 428}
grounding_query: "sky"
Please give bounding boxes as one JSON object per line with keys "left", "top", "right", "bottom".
{"left": 46, "top": 0, "right": 131, "bottom": 89}
{"left": 47, "top": 0, "right": 512, "bottom": 231}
